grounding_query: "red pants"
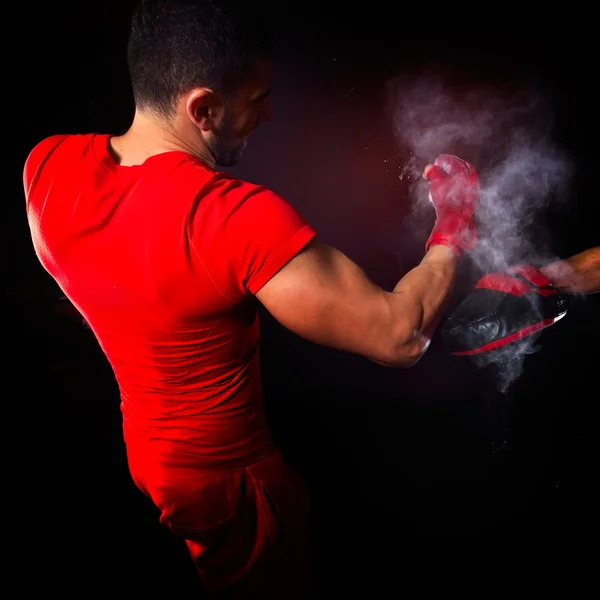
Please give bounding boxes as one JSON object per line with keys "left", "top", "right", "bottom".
{"left": 130, "top": 448, "right": 311, "bottom": 599}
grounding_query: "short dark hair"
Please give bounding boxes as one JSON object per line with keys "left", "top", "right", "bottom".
{"left": 127, "top": 0, "right": 275, "bottom": 118}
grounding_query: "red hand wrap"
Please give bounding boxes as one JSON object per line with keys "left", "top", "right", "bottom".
{"left": 424, "top": 154, "right": 479, "bottom": 257}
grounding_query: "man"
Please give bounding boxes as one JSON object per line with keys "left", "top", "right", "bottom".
{"left": 23, "top": 1, "right": 481, "bottom": 597}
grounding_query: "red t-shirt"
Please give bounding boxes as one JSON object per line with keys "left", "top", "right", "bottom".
{"left": 23, "top": 133, "right": 316, "bottom": 477}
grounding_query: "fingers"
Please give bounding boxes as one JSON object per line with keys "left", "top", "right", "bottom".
{"left": 423, "top": 155, "right": 479, "bottom": 185}
{"left": 422, "top": 164, "right": 447, "bottom": 181}
{"left": 434, "top": 154, "right": 475, "bottom": 177}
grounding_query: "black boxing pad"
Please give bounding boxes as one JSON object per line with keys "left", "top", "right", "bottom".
{"left": 442, "top": 265, "right": 568, "bottom": 355}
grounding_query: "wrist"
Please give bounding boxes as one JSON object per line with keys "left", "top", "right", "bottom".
{"left": 426, "top": 211, "right": 477, "bottom": 256}
{"left": 425, "top": 238, "right": 465, "bottom": 260}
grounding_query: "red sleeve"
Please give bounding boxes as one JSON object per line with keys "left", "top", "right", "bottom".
{"left": 23, "top": 135, "right": 69, "bottom": 200}
{"left": 191, "top": 176, "right": 317, "bottom": 301}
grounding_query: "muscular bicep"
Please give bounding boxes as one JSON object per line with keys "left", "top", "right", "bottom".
{"left": 255, "top": 239, "right": 416, "bottom": 365}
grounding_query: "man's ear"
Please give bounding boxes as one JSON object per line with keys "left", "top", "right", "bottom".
{"left": 185, "top": 88, "right": 224, "bottom": 132}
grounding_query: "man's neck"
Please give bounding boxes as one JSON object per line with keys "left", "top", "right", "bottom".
{"left": 109, "top": 110, "right": 216, "bottom": 169}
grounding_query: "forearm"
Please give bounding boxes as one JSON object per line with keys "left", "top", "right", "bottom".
{"left": 539, "top": 247, "right": 600, "bottom": 294}
{"left": 384, "top": 245, "right": 459, "bottom": 364}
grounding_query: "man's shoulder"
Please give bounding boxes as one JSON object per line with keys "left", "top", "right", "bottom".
{"left": 25, "top": 132, "right": 93, "bottom": 162}
{"left": 193, "top": 169, "right": 309, "bottom": 239}
{"left": 201, "top": 169, "right": 284, "bottom": 207}
{"left": 23, "top": 133, "right": 94, "bottom": 191}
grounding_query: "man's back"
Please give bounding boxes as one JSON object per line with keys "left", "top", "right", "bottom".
{"left": 23, "top": 132, "right": 316, "bottom": 478}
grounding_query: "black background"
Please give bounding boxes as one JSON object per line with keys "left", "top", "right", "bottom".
{"left": 8, "top": 2, "right": 599, "bottom": 596}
